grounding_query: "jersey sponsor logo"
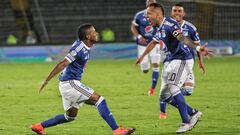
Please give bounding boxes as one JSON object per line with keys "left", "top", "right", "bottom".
{"left": 145, "top": 25, "right": 154, "bottom": 34}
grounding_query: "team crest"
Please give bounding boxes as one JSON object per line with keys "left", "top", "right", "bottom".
{"left": 183, "top": 31, "right": 188, "bottom": 36}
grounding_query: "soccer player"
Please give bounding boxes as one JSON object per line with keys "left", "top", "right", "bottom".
{"left": 30, "top": 24, "right": 135, "bottom": 135}
{"left": 159, "top": 3, "right": 205, "bottom": 119}
{"left": 131, "top": 0, "right": 165, "bottom": 96}
{"left": 136, "top": 3, "right": 213, "bottom": 133}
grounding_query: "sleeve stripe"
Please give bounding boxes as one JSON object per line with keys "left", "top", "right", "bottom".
{"left": 65, "top": 54, "right": 75, "bottom": 63}
{"left": 153, "top": 38, "right": 159, "bottom": 43}
{"left": 65, "top": 56, "right": 72, "bottom": 63}
{"left": 194, "top": 40, "right": 200, "bottom": 43}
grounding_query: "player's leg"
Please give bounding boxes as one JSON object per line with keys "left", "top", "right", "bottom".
{"left": 181, "top": 59, "right": 195, "bottom": 96}
{"left": 167, "top": 60, "right": 193, "bottom": 133}
{"left": 31, "top": 80, "right": 85, "bottom": 134}
{"left": 148, "top": 45, "right": 161, "bottom": 96}
{"left": 87, "top": 92, "right": 134, "bottom": 135}
{"left": 159, "top": 62, "right": 169, "bottom": 119}
{"left": 138, "top": 45, "right": 150, "bottom": 73}
{"left": 182, "top": 59, "right": 202, "bottom": 128}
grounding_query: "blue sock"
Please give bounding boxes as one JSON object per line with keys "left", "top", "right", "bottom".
{"left": 96, "top": 97, "right": 118, "bottom": 130}
{"left": 166, "top": 96, "right": 194, "bottom": 116}
{"left": 173, "top": 93, "right": 189, "bottom": 123}
{"left": 160, "top": 99, "right": 167, "bottom": 113}
{"left": 151, "top": 69, "right": 159, "bottom": 89}
{"left": 41, "top": 114, "right": 69, "bottom": 128}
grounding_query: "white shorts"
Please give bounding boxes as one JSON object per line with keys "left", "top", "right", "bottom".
{"left": 59, "top": 80, "right": 94, "bottom": 111}
{"left": 159, "top": 59, "right": 194, "bottom": 99}
{"left": 138, "top": 44, "right": 164, "bottom": 71}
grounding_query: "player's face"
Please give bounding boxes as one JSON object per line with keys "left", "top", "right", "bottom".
{"left": 86, "top": 26, "right": 98, "bottom": 43}
{"left": 171, "top": 6, "right": 185, "bottom": 22}
{"left": 146, "top": 6, "right": 163, "bottom": 26}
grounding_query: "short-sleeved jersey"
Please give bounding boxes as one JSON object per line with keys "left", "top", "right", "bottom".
{"left": 59, "top": 40, "right": 90, "bottom": 81}
{"left": 181, "top": 20, "right": 200, "bottom": 59}
{"left": 153, "top": 17, "right": 193, "bottom": 61}
{"left": 132, "top": 9, "right": 158, "bottom": 45}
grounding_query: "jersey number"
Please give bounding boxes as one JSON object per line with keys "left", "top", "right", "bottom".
{"left": 169, "top": 73, "right": 176, "bottom": 81}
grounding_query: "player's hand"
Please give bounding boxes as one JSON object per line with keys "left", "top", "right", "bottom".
{"left": 199, "top": 43, "right": 214, "bottom": 57}
{"left": 39, "top": 80, "right": 48, "bottom": 93}
{"left": 198, "top": 62, "right": 205, "bottom": 74}
{"left": 136, "top": 56, "right": 144, "bottom": 65}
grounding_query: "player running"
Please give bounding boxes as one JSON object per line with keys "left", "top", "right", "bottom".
{"left": 136, "top": 3, "right": 213, "bottom": 133}
{"left": 159, "top": 3, "right": 205, "bottom": 120}
{"left": 131, "top": 0, "right": 165, "bottom": 96}
{"left": 30, "top": 24, "right": 135, "bottom": 135}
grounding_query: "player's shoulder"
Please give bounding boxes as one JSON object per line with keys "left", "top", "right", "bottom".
{"left": 135, "top": 9, "right": 146, "bottom": 18}
{"left": 70, "top": 39, "right": 85, "bottom": 52}
{"left": 184, "top": 20, "right": 197, "bottom": 31}
{"left": 164, "top": 17, "right": 179, "bottom": 27}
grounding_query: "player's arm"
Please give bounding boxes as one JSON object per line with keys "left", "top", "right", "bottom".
{"left": 131, "top": 22, "right": 147, "bottom": 45}
{"left": 131, "top": 23, "right": 140, "bottom": 38}
{"left": 39, "top": 58, "right": 70, "bottom": 93}
{"left": 174, "top": 32, "right": 213, "bottom": 57}
{"left": 136, "top": 40, "right": 158, "bottom": 64}
{"left": 197, "top": 51, "right": 205, "bottom": 74}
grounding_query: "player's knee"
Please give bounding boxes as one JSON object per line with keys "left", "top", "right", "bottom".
{"left": 95, "top": 96, "right": 105, "bottom": 107}
{"left": 152, "top": 67, "right": 159, "bottom": 72}
{"left": 88, "top": 92, "right": 101, "bottom": 105}
{"left": 64, "top": 113, "right": 76, "bottom": 122}
{"left": 181, "top": 86, "right": 193, "bottom": 96}
{"left": 143, "top": 70, "right": 149, "bottom": 73}
{"left": 152, "top": 63, "right": 159, "bottom": 68}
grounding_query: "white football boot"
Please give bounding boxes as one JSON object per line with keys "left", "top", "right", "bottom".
{"left": 190, "top": 111, "right": 203, "bottom": 128}
{"left": 176, "top": 123, "right": 193, "bottom": 134}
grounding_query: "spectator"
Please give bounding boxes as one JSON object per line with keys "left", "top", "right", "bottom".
{"left": 6, "top": 34, "right": 18, "bottom": 45}
{"left": 26, "top": 30, "right": 37, "bottom": 44}
{"left": 101, "top": 28, "right": 115, "bottom": 42}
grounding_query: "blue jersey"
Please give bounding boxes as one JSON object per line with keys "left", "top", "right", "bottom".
{"left": 181, "top": 20, "right": 200, "bottom": 59}
{"left": 59, "top": 40, "right": 90, "bottom": 81}
{"left": 153, "top": 17, "right": 193, "bottom": 61}
{"left": 132, "top": 9, "right": 158, "bottom": 45}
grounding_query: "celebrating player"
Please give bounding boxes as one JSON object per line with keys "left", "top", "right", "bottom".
{"left": 30, "top": 24, "right": 135, "bottom": 135}
{"left": 131, "top": 0, "right": 165, "bottom": 96}
{"left": 136, "top": 3, "right": 213, "bottom": 133}
{"left": 159, "top": 3, "right": 205, "bottom": 119}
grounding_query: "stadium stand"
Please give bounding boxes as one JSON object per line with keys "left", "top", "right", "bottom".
{"left": 0, "top": 0, "right": 18, "bottom": 44}
{"left": 0, "top": 0, "right": 239, "bottom": 44}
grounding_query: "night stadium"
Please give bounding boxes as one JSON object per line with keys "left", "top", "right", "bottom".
{"left": 0, "top": 0, "right": 240, "bottom": 135}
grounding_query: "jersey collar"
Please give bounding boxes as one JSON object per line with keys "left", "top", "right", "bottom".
{"left": 159, "top": 17, "right": 166, "bottom": 29}
{"left": 180, "top": 20, "right": 186, "bottom": 29}
{"left": 81, "top": 41, "right": 90, "bottom": 50}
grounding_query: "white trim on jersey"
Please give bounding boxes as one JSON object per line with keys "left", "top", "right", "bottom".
{"left": 65, "top": 54, "right": 75, "bottom": 63}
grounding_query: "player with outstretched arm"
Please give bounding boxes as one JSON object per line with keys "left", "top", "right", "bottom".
{"left": 136, "top": 3, "right": 213, "bottom": 133}
{"left": 31, "top": 24, "right": 135, "bottom": 135}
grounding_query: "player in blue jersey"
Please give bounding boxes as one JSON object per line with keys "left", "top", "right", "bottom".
{"left": 159, "top": 3, "right": 205, "bottom": 120}
{"left": 30, "top": 24, "right": 135, "bottom": 135}
{"left": 131, "top": 0, "right": 165, "bottom": 96}
{"left": 136, "top": 3, "right": 213, "bottom": 133}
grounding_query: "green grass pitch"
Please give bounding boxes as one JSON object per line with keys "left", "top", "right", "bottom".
{"left": 0, "top": 56, "right": 240, "bottom": 135}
